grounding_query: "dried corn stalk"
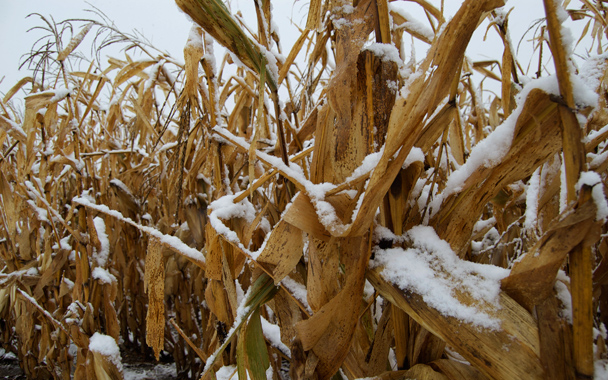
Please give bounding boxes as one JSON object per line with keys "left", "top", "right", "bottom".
{"left": 1, "top": 0, "right": 608, "bottom": 379}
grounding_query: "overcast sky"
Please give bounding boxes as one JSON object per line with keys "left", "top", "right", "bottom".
{"left": 0, "top": 0, "right": 307, "bottom": 93}
{"left": 0, "top": 0, "right": 589, "bottom": 107}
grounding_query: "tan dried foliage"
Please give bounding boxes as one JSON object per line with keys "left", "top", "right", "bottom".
{"left": 145, "top": 236, "right": 165, "bottom": 361}
{"left": 1, "top": 1, "right": 608, "bottom": 380}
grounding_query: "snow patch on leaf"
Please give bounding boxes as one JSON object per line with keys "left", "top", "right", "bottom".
{"left": 93, "top": 217, "right": 110, "bottom": 267}
{"left": 371, "top": 226, "right": 509, "bottom": 330}
{"left": 576, "top": 171, "right": 608, "bottom": 221}
{"left": 89, "top": 332, "right": 123, "bottom": 372}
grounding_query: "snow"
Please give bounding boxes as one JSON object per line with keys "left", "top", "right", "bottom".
{"left": 374, "top": 224, "right": 398, "bottom": 243}
{"left": 311, "top": 195, "right": 348, "bottom": 235}
{"left": 93, "top": 217, "right": 110, "bottom": 267}
{"left": 335, "top": 4, "right": 354, "bottom": 14}
{"left": 280, "top": 276, "right": 312, "bottom": 315}
{"left": 158, "top": 141, "right": 179, "bottom": 152}
{"left": 552, "top": 0, "right": 575, "bottom": 58}
{"left": 524, "top": 168, "right": 541, "bottom": 231}
{"left": 16, "top": 288, "right": 66, "bottom": 333}
{"left": 560, "top": 154, "right": 568, "bottom": 213}
{"left": 580, "top": 54, "right": 608, "bottom": 98}
{"left": 212, "top": 126, "right": 353, "bottom": 236}
{"left": 371, "top": 226, "right": 510, "bottom": 330}
{"left": 332, "top": 18, "right": 352, "bottom": 30}
{"left": 350, "top": 188, "right": 367, "bottom": 224}
{"left": 124, "top": 363, "right": 176, "bottom": 380}
{"left": 235, "top": 279, "right": 245, "bottom": 306}
{"left": 26, "top": 200, "right": 49, "bottom": 224}
{"left": 403, "top": 147, "right": 424, "bottom": 168}
{"left": 428, "top": 72, "right": 596, "bottom": 217}
{"left": 571, "top": 72, "right": 600, "bottom": 108}
{"left": 270, "top": 19, "right": 280, "bottom": 40}
{"left": 144, "top": 59, "right": 164, "bottom": 93}
{"left": 363, "top": 43, "right": 404, "bottom": 65}
{"left": 576, "top": 171, "right": 608, "bottom": 221}
{"left": 389, "top": 4, "right": 435, "bottom": 42}
{"left": 215, "top": 365, "right": 239, "bottom": 380}
{"left": 0, "top": 348, "right": 17, "bottom": 360}
{"left": 554, "top": 0, "right": 569, "bottom": 23}
{"left": 110, "top": 179, "right": 136, "bottom": 202}
{"left": 590, "top": 150, "right": 608, "bottom": 169}
{"left": 202, "top": 32, "right": 217, "bottom": 73}
{"left": 586, "top": 124, "right": 608, "bottom": 144}
{"left": 339, "top": 145, "right": 420, "bottom": 193}
{"left": 555, "top": 270, "right": 573, "bottom": 324}
{"left": 204, "top": 284, "right": 255, "bottom": 372}
{"left": 595, "top": 359, "right": 608, "bottom": 380}
{"left": 386, "top": 80, "right": 399, "bottom": 94}
{"left": 209, "top": 194, "right": 256, "bottom": 224}
{"left": 471, "top": 227, "right": 500, "bottom": 256}
{"left": 345, "top": 150, "right": 383, "bottom": 184}
{"left": 67, "top": 301, "right": 81, "bottom": 316}
{"left": 255, "top": 42, "right": 279, "bottom": 86}
{"left": 72, "top": 196, "right": 206, "bottom": 266}
{"left": 431, "top": 103, "right": 518, "bottom": 208}
{"left": 92, "top": 267, "right": 117, "bottom": 285}
{"left": 89, "top": 332, "right": 123, "bottom": 373}
{"left": 63, "top": 277, "right": 74, "bottom": 290}
{"left": 208, "top": 194, "right": 258, "bottom": 255}
{"left": 0, "top": 115, "right": 26, "bottom": 141}
{"left": 260, "top": 317, "right": 290, "bottom": 357}
{"left": 186, "top": 25, "right": 204, "bottom": 51}
{"left": 472, "top": 217, "right": 496, "bottom": 237}
{"left": 48, "top": 87, "right": 72, "bottom": 103}
{"left": 227, "top": 52, "right": 253, "bottom": 76}
{"left": 50, "top": 152, "right": 85, "bottom": 172}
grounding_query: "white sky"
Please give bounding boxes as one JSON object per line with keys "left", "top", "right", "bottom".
{"left": 0, "top": 0, "right": 591, "bottom": 106}
{"left": 0, "top": 0, "right": 191, "bottom": 94}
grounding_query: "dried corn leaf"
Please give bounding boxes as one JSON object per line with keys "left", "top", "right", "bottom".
{"left": 278, "top": 29, "right": 309, "bottom": 85}
{"left": 256, "top": 220, "right": 303, "bottom": 284}
{"left": 433, "top": 89, "right": 563, "bottom": 254}
{"left": 306, "top": 0, "right": 322, "bottom": 30}
{"left": 3, "top": 76, "right": 33, "bottom": 103}
{"left": 430, "top": 359, "right": 488, "bottom": 380}
{"left": 348, "top": 0, "right": 505, "bottom": 237}
{"left": 502, "top": 197, "right": 600, "bottom": 309}
{"left": 145, "top": 236, "right": 165, "bottom": 360}
{"left": 89, "top": 337, "right": 124, "bottom": 380}
{"left": 24, "top": 89, "right": 70, "bottom": 112}
{"left": 176, "top": 0, "right": 278, "bottom": 91}
{"left": 57, "top": 23, "right": 93, "bottom": 62}
{"left": 296, "top": 233, "right": 371, "bottom": 379}
{"left": 367, "top": 268, "right": 543, "bottom": 380}
{"left": 114, "top": 59, "right": 157, "bottom": 87}
{"left": 2, "top": 1, "right": 608, "bottom": 378}
{"left": 372, "top": 364, "right": 448, "bottom": 380}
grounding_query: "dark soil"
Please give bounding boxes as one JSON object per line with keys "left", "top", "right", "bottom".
{"left": 0, "top": 349, "right": 178, "bottom": 380}
{"left": 120, "top": 349, "right": 178, "bottom": 380}
{"left": 0, "top": 355, "right": 26, "bottom": 380}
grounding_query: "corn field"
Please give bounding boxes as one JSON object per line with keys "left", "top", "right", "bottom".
{"left": 1, "top": 0, "right": 608, "bottom": 379}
